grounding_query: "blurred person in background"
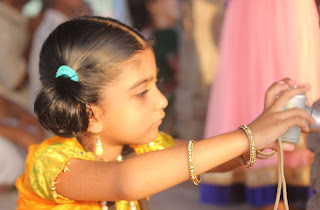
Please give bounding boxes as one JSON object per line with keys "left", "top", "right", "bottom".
{"left": 28, "top": 0, "right": 91, "bottom": 112}
{"left": 0, "top": 96, "right": 44, "bottom": 193}
{"left": 174, "top": 0, "right": 226, "bottom": 140}
{"left": 0, "top": 0, "right": 45, "bottom": 193}
{"left": 201, "top": 0, "right": 320, "bottom": 210}
{"left": 127, "top": 0, "right": 181, "bottom": 135}
{"left": 0, "top": 0, "right": 31, "bottom": 107}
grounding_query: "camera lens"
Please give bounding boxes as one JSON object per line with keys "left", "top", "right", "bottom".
{"left": 307, "top": 99, "right": 320, "bottom": 133}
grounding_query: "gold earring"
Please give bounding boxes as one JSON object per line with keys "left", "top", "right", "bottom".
{"left": 95, "top": 135, "right": 103, "bottom": 156}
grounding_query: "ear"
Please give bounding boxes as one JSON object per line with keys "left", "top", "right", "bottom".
{"left": 87, "top": 105, "right": 104, "bottom": 134}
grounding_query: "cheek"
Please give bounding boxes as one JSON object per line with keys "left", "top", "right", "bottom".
{"left": 127, "top": 102, "right": 152, "bottom": 127}
{"left": 104, "top": 95, "right": 159, "bottom": 143}
{"left": 124, "top": 102, "right": 157, "bottom": 134}
{"left": 113, "top": 101, "right": 149, "bottom": 130}
{"left": 116, "top": 108, "right": 157, "bottom": 143}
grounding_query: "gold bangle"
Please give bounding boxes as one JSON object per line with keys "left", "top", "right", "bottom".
{"left": 187, "top": 140, "right": 201, "bottom": 185}
{"left": 239, "top": 125, "right": 256, "bottom": 168}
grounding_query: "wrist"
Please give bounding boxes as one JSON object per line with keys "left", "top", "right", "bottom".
{"left": 238, "top": 125, "right": 256, "bottom": 168}
{"left": 235, "top": 128, "right": 250, "bottom": 152}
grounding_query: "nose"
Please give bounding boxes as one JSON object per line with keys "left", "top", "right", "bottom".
{"left": 155, "top": 88, "right": 168, "bottom": 109}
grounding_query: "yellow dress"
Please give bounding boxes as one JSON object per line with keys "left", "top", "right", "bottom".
{"left": 15, "top": 132, "right": 175, "bottom": 210}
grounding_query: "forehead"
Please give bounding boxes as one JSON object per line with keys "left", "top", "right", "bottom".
{"left": 118, "top": 48, "right": 157, "bottom": 85}
{"left": 98, "top": 48, "right": 156, "bottom": 106}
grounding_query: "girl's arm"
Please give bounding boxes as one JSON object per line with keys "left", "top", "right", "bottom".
{"left": 55, "top": 82, "right": 314, "bottom": 202}
{"left": 56, "top": 129, "right": 250, "bottom": 201}
{"left": 174, "top": 138, "right": 249, "bottom": 172}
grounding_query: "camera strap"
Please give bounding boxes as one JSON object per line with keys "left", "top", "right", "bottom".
{"left": 273, "top": 137, "right": 289, "bottom": 210}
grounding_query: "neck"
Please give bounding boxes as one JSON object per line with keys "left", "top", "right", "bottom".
{"left": 79, "top": 133, "right": 124, "bottom": 161}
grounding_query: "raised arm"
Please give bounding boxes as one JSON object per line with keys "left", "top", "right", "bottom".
{"left": 55, "top": 82, "right": 314, "bottom": 202}
{"left": 56, "top": 129, "right": 249, "bottom": 201}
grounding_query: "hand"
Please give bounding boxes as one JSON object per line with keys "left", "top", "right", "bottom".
{"left": 248, "top": 79, "right": 315, "bottom": 150}
{"left": 262, "top": 141, "right": 295, "bottom": 152}
{"left": 264, "top": 78, "right": 296, "bottom": 109}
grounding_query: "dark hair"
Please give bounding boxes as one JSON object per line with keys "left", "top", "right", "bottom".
{"left": 127, "top": 0, "right": 153, "bottom": 31}
{"left": 34, "top": 16, "right": 149, "bottom": 137}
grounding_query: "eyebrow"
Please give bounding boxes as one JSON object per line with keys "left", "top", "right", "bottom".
{"left": 129, "top": 75, "right": 155, "bottom": 90}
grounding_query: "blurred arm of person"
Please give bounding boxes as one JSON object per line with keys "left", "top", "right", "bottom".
{"left": 0, "top": 123, "right": 40, "bottom": 149}
{"left": 0, "top": 96, "right": 46, "bottom": 140}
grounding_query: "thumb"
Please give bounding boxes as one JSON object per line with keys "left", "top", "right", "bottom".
{"left": 282, "top": 142, "right": 295, "bottom": 152}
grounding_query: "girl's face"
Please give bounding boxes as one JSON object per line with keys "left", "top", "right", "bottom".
{"left": 98, "top": 48, "right": 168, "bottom": 146}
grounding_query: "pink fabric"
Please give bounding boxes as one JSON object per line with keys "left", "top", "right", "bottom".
{"left": 283, "top": 150, "right": 314, "bottom": 168}
{"left": 205, "top": 0, "right": 320, "bottom": 169}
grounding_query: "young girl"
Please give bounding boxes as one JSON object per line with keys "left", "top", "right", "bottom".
{"left": 15, "top": 16, "right": 314, "bottom": 210}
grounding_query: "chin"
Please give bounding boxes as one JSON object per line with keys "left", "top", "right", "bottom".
{"left": 143, "top": 129, "right": 159, "bottom": 144}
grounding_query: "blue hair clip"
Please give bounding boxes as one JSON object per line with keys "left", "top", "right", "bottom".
{"left": 56, "top": 65, "right": 79, "bottom": 82}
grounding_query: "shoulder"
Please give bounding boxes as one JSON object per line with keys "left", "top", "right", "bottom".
{"left": 26, "top": 136, "right": 95, "bottom": 171}
{"left": 24, "top": 136, "right": 95, "bottom": 201}
{"left": 27, "top": 136, "right": 89, "bottom": 161}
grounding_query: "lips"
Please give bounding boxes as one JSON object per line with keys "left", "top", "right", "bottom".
{"left": 159, "top": 112, "right": 165, "bottom": 121}
{"left": 153, "top": 113, "right": 165, "bottom": 127}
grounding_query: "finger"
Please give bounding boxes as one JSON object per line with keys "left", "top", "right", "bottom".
{"left": 281, "top": 78, "right": 296, "bottom": 86}
{"left": 264, "top": 82, "right": 289, "bottom": 108}
{"left": 296, "top": 82, "right": 311, "bottom": 88}
{"left": 306, "top": 98, "right": 312, "bottom": 106}
{"left": 271, "top": 85, "right": 311, "bottom": 111}
{"left": 298, "top": 83, "right": 313, "bottom": 106}
{"left": 265, "top": 140, "right": 294, "bottom": 152}
{"left": 270, "top": 142, "right": 278, "bottom": 151}
{"left": 280, "top": 114, "right": 312, "bottom": 133}
{"left": 277, "top": 107, "right": 315, "bottom": 124}
{"left": 282, "top": 142, "right": 295, "bottom": 151}
{"left": 262, "top": 142, "right": 278, "bottom": 151}
{"left": 264, "top": 78, "right": 299, "bottom": 108}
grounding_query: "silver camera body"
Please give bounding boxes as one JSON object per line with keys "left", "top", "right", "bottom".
{"left": 281, "top": 94, "right": 320, "bottom": 143}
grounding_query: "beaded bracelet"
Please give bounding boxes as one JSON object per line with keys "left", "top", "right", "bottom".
{"left": 238, "top": 125, "right": 256, "bottom": 168}
{"left": 187, "top": 140, "right": 201, "bottom": 185}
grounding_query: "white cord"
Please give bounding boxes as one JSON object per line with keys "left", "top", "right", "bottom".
{"left": 273, "top": 137, "right": 289, "bottom": 210}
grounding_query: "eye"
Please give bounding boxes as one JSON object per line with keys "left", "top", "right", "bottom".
{"left": 137, "top": 89, "right": 150, "bottom": 97}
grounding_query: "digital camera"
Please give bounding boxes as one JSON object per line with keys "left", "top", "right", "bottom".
{"left": 281, "top": 94, "right": 320, "bottom": 143}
